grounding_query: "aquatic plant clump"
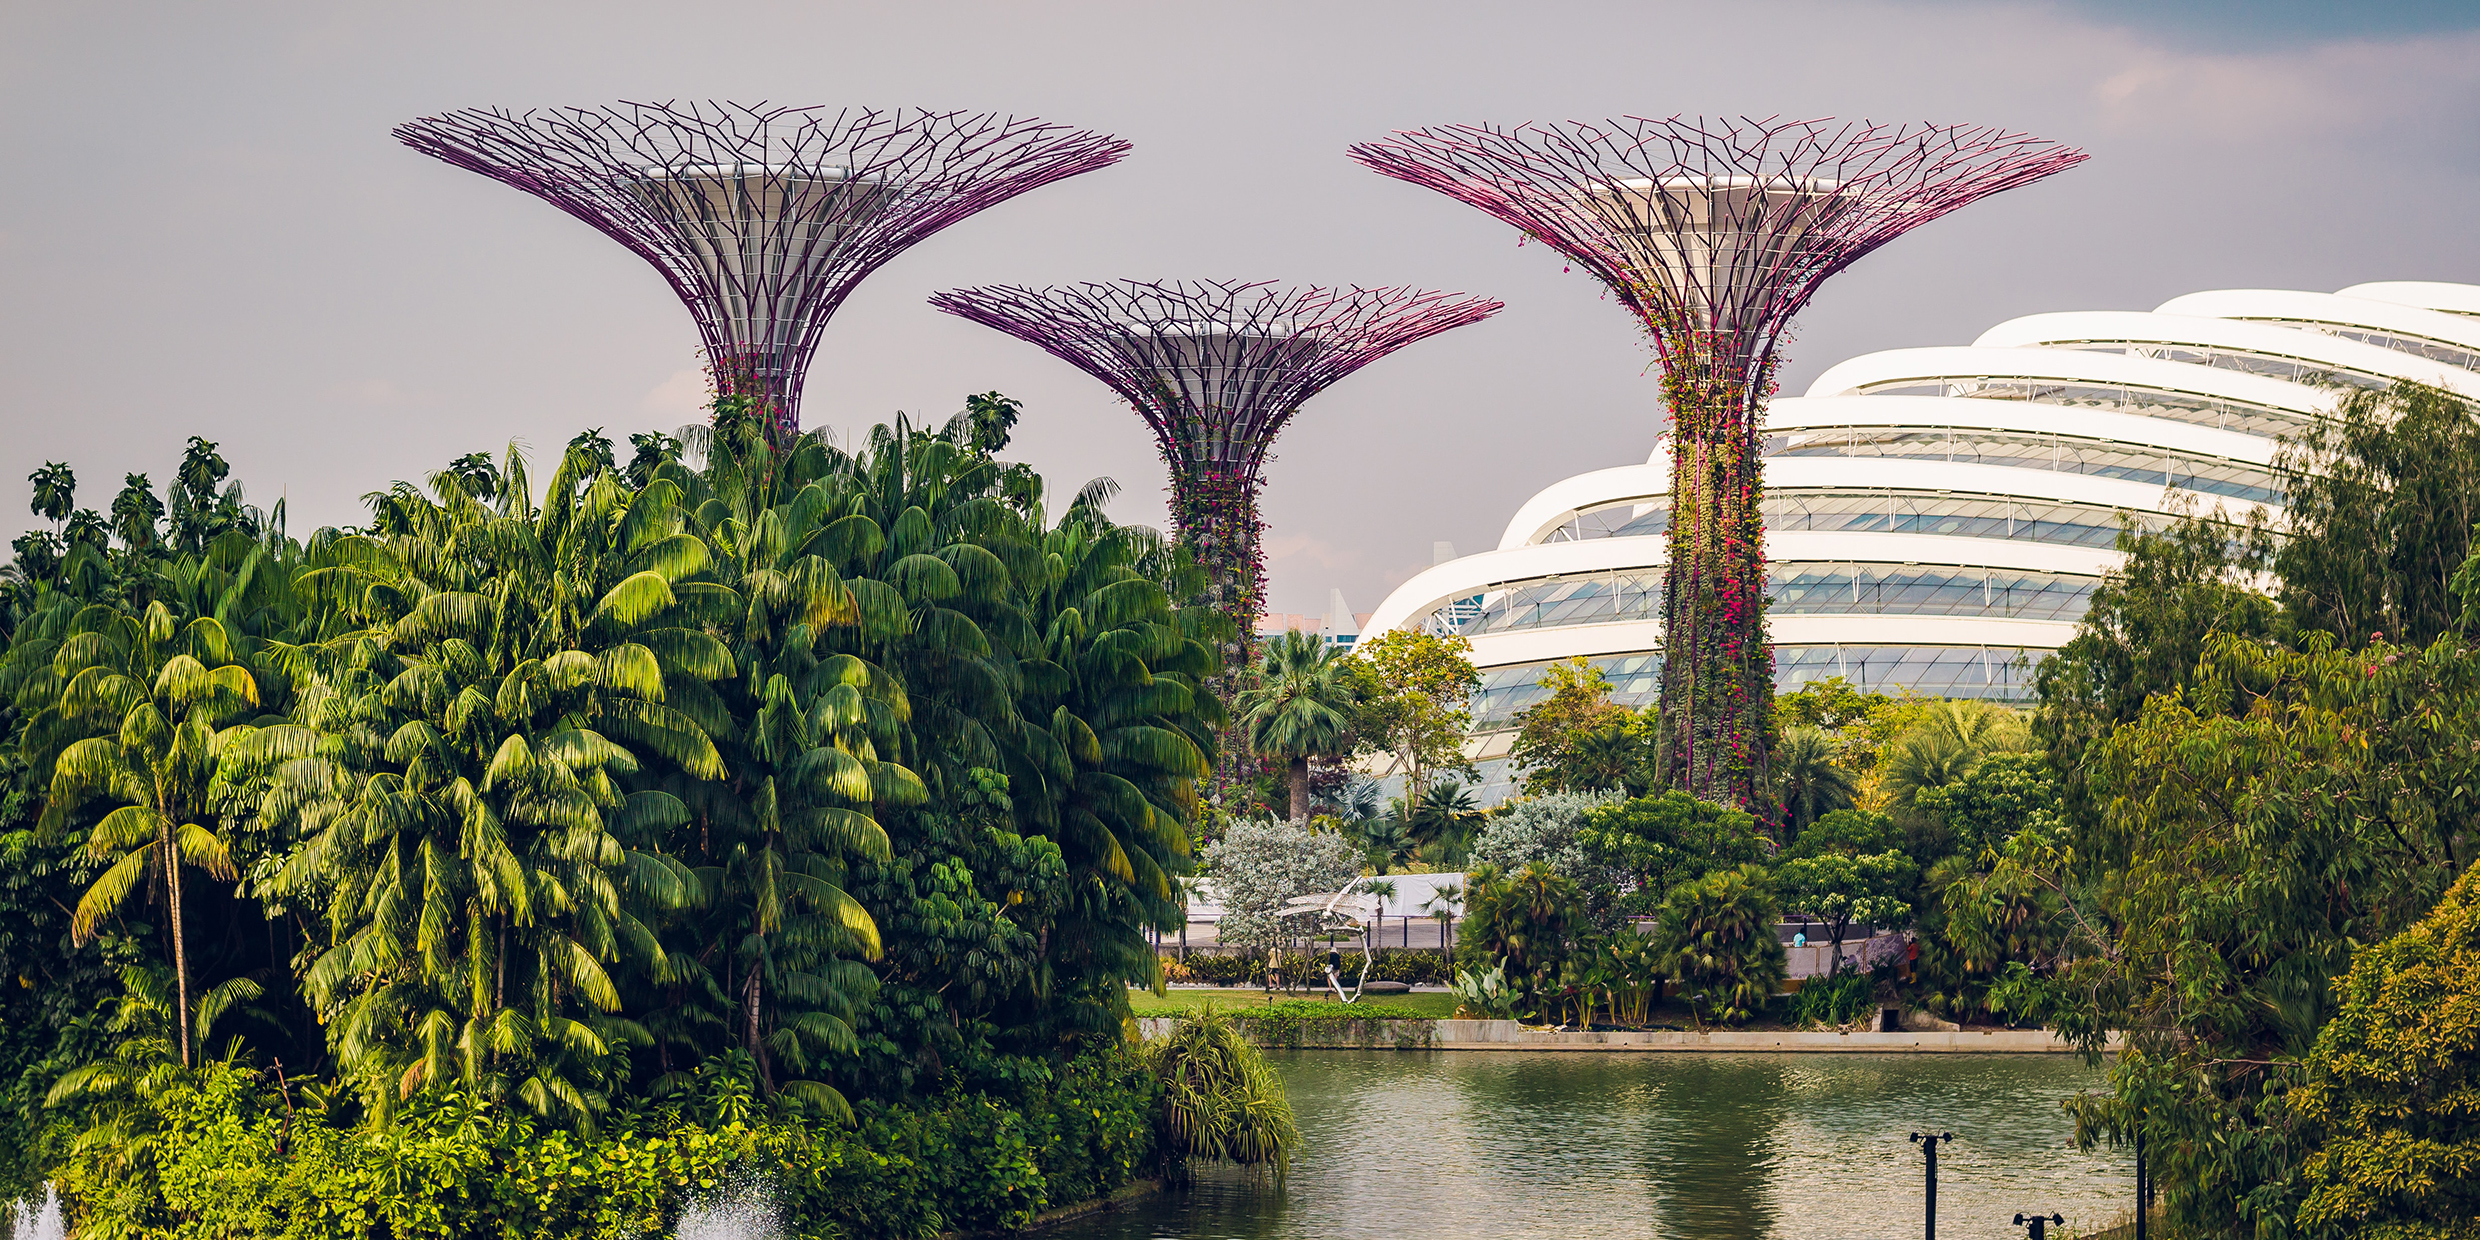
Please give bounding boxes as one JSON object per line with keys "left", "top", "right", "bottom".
{"left": 1146, "top": 1008, "right": 1299, "bottom": 1175}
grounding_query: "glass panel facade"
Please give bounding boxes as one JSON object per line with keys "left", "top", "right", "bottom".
{"left": 2044, "top": 341, "right": 2392, "bottom": 390}
{"left": 1443, "top": 563, "right": 2101, "bottom": 635}
{"left": 2233, "top": 318, "right": 2480, "bottom": 372}
{"left": 1765, "top": 426, "right": 2282, "bottom": 505}
{"left": 1472, "top": 653, "right": 1662, "bottom": 729}
{"left": 1469, "top": 642, "right": 2040, "bottom": 732}
{"left": 1765, "top": 491, "right": 2160, "bottom": 547}
{"left": 1552, "top": 492, "right": 2168, "bottom": 549}
{"left": 1770, "top": 564, "right": 2095, "bottom": 621}
{"left": 1852, "top": 377, "right": 2319, "bottom": 438}
{"left": 1774, "top": 644, "right": 2038, "bottom": 701}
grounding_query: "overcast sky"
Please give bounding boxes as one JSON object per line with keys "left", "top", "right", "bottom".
{"left": 4, "top": 1, "right": 2477, "bottom": 617}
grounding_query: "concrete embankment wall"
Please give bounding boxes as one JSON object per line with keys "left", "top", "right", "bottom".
{"left": 1133, "top": 1016, "right": 2096, "bottom": 1053}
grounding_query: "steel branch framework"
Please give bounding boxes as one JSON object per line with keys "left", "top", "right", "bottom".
{"left": 1350, "top": 116, "right": 2084, "bottom": 816}
{"left": 396, "top": 101, "right": 1131, "bottom": 439}
{"left": 930, "top": 279, "right": 1500, "bottom": 645}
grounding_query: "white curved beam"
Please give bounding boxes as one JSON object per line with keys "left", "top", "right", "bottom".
{"left": 2338, "top": 281, "right": 2480, "bottom": 318}
{"left": 1461, "top": 615, "right": 2083, "bottom": 671}
{"left": 1496, "top": 455, "right": 2270, "bottom": 552}
{"left": 1969, "top": 310, "right": 2478, "bottom": 397}
{"left": 1765, "top": 395, "right": 2279, "bottom": 462}
{"left": 1373, "top": 529, "right": 2127, "bottom": 636}
{"left": 1803, "top": 345, "right": 2337, "bottom": 419}
{"left": 1498, "top": 464, "right": 1670, "bottom": 549}
{"left": 2153, "top": 288, "right": 2480, "bottom": 357}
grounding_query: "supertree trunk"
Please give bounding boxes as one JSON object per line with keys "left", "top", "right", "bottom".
{"left": 1349, "top": 116, "right": 2087, "bottom": 824}
{"left": 1168, "top": 463, "right": 1268, "bottom": 673}
{"left": 1656, "top": 333, "right": 1775, "bottom": 809}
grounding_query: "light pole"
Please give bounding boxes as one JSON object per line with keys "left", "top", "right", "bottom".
{"left": 2014, "top": 1212, "right": 2065, "bottom": 1240}
{"left": 2135, "top": 1120, "right": 2151, "bottom": 1240}
{"left": 1910, "top": 1131, "right": 1952, "bottom": 1240}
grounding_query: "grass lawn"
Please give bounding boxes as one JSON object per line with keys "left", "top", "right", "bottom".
{"left": 1128, "top": 987, "right": 1463, "bottom": 1020}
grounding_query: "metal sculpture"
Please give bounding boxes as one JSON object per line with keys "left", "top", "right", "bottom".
{"left": 930, "top": 279, "right": 1500, "bottom": 648}
{"left": 1350, "top": 116, "right": 2084, "bottom": 813}
{"left": 396, "top": 101, "right": 1131, "bottom": 439}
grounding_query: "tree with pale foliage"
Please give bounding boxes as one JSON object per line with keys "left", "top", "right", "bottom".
{"left": 1202, "top": 819, "right": 1364, "bottom": 957}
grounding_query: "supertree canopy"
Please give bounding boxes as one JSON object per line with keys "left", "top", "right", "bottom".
{"left": 396, "top": 101, "right": 1131, "bottom": 440}
{"left": 929, "top": 279, "right": 1500, "bottom": 652}
{"left": 1350, "top": 116, "right": 2085, "bottom": 815}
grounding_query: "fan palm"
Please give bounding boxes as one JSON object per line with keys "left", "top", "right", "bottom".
{"left": 1882, "top": 700, "right": 2030, "bottom": 807}
{"left": 1409, "top": 779, "right": 1480, "bottom": 863}
{"left": 1235, "top": 630, "right": 1353, "bottom": 826}
{"left": 1775, "top": 726, "right": 1858, "bottom": 834}
{"left": 1358, "top": 817, "right": 1414, "bottom": 875}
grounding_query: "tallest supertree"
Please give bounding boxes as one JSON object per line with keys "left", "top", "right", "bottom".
{"left": 1351, "top": 117, "right": 2084, "bottom": 813}
{"left": 395, "top": 102, "right": 1130, "bottom": 440}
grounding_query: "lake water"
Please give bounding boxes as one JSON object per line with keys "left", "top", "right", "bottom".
{"left": 1051, "top": 1051, "right": 2131, "bottom": 1240}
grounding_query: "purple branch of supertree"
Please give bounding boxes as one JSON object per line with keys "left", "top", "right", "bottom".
{"left": 1347, "top": 115, "right": 2084, "bottom": 369}
{"left": 927, "top": 279, "right": 1502, "bottom": 478}
{"left": 394, "top": 101, "right": 1131, "bottom": 435}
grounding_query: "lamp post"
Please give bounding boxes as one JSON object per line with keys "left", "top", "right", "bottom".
{"left": 2135, "top": 1121, "right": 2151, "bottom": 1240}
{"left": 2014, "top": 1212, "right": 2066, "bottom": 1240}
{"left": 1910, "top": 1131, "right": 1952, "bottom": 1240}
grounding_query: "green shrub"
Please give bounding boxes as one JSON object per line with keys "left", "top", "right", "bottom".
{"left": 1789, "top": 968, "right": 1876, "bottom": 1028}
{"left": 2294, "top": 860, "right": 2480, "bottom": 1237}
{"left": 1654, "top": 864, "right": 1788, "bottom": 1026}
{"left": 50, "top": 1049, "right": 1159, "bottom": 1240}
{"left": 1162, "top": 949, "right": 1451, "bottom": 989}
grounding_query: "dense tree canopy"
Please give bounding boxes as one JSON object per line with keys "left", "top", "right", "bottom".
{"left": 0, "top": 399, "right": 1230, "bottom": 1220}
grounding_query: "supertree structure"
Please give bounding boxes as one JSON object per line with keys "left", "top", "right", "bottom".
{"left": 396, "top": 101, "right": 1131, "bottom": 440}
{"left": 929, "top": 279, "right": 1500, "bottom": 652}
{"left": 1350, "top": 116, "right": 2085, "bottom": 814}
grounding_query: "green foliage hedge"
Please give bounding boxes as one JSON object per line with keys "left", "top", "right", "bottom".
{"left": 52, "top": 1050, "right": 1157, "bottom": 1240}
{"left": 1164, "top": 948, "right": 1451, "bottom": 987}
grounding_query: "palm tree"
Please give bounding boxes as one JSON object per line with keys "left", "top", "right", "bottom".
{"left": 28, "top": 461, "right": 75, "bottom": 530}
{"left": 1409, "top": 780, "right": 1480, "bottom": 864}
{"left": 1236, "top": 630, "right": 1355, "bottom": 827}
{"left": 248, "top": 438, "right": 730, "bottom": 1123}
{"left": 1424, "top": 883, "right": 1462, "bottom": 955}
{"left": 1882, "top": 700, "right": 2030, "bottom": 807}
{"left": 1775, "top": 725, "right": 1858, "bottom": 835}
{"left": 1654, "top": 865, "right": 1785, "bottom": 1027}
{"left": 1358, "top": 818, "right": 1414, "bottom": 875}
{"left": 1569, "top": 719, "right": 1651, "bottom": 793}
{"left": 1001, "top": 502, "right": 1217, "bottom": 1011}
{"left": 31, "top": 601, "right": 259, "bottom": 1067}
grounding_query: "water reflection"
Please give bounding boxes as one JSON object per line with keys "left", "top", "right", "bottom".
{"left": 1052, "top": 1051, "right": 2126, "bottom": 1240}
